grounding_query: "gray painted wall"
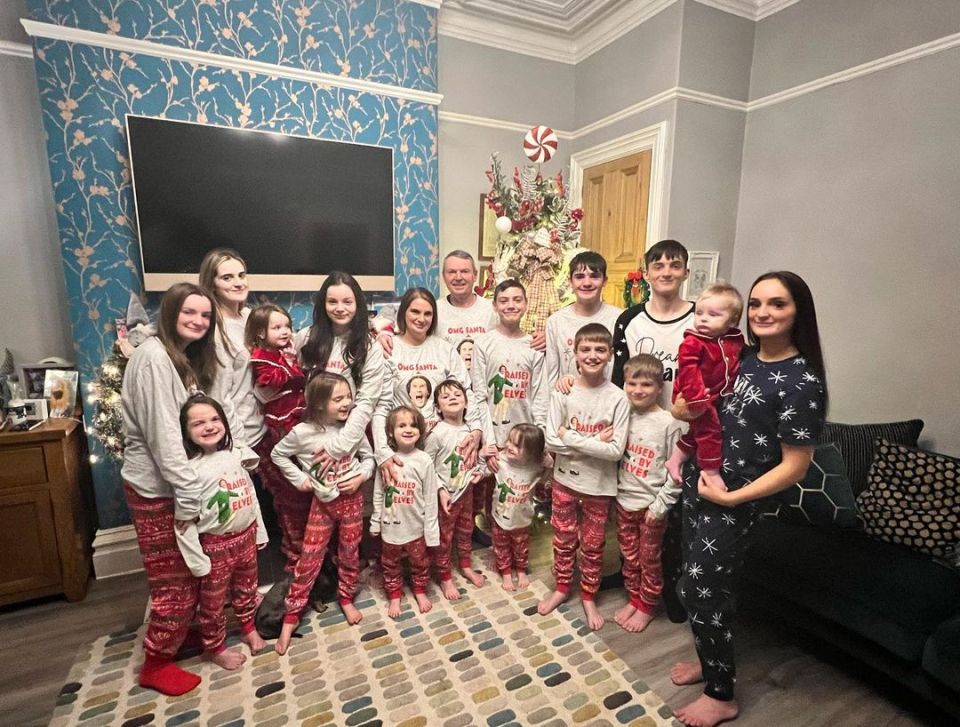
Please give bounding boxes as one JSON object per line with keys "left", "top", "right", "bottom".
{"left": 679, "top": 0, "right": 755, "bottom": 101}
{"left": 0, "top": 2, "right": 74, "bottom": 368}
{"left": 733, "top": 46, "right": 960, "bottom": 455}
{"left": 750, "top": 0, "right": 960, "bottom": 100}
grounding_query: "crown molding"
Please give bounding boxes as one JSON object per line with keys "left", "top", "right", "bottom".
{"left": 438, "top": 7, "right": 576, "bottom": 64}
{"left": 20, "top": 19, "right": 444, "bottom": 106}
{"left": 572, "top": 0, "right": 676, "bottom": 63}
{"left": 691, "top": 0, "right": 756, "bottom": 21}
{"left": 0, "top": 40, "right": 32, "bottom": 58}
{"left": 755, "top": 0, "right": 802, "bottom": 21}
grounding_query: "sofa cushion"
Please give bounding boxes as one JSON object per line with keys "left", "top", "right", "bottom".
{"left": 744, "top": 518, "right": 960, "bottom": 662}
{"left": 857, "top": 440, "right": 960, "bottom": 558}
{"left": 822, "top": 419, "right": 923, "bottom": 495}
{"left": 772, "top": 442, "right": 859, "bottom": 528}
{"left": 922, "top": 615, "right": 960, "bottom": 693}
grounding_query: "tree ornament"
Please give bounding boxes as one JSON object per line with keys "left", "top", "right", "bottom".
{"left": 523, "top": 125, "right": 558, "bottom": 163}
{"left": 494, "top": 216, "right": 513, "bottom": 235}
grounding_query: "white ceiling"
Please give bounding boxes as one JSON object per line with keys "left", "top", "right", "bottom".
{"left": 438, "top": 0, "right": 801, "bottom": 64}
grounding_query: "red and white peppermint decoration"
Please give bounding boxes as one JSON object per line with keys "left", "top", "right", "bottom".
{"left": 523, "top": 125, "right": 558, "bottom": 163}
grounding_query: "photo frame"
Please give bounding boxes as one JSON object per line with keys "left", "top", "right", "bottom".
{"left": 682, "top": 251, "right": 720, "bottom": 301}
{"left": 44, "top": 369, "right": 79, "bottom": 418}
{"left": 19, "top": 362, "right": 73, "bottom": 399}
{"left": 478, "top": 193, "right": 499, "bottom": 262}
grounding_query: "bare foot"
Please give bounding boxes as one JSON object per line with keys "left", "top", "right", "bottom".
{"left": 614, "top": 602, "right": 636, "bottom": 626}
{"left": 275, "top": 621, "right": 297, "bottom": 656}
{"left": 700, "top": 469, "right": 728, "bottom": 492}
{"left": 415, "top": 592, "right": 432, "bottom": 613}
{"left": 621, "top": 608, "right": 654, "bottom": 633}
{"left": 674, "top": 694, "right": 739, "bottom": 727}
{"left": 671, "top": 661, "right": 704, "bottom": 686}
{"left": 387, "top": 597, "right": 402, "bottom": 619}
{"left": 461, "top": 567, "right": 486, "bottom": 588}
{"left": 516, "top": 572, "right": 529, "bottom": 588}
{"left": 582, "top": 599, "right": 605, "bottom": 630}
{"left": 537, "top": 589, "right": 568, "bottom": 615}
{"left": 501, "top": 573, "right": 515, "bottom": 591}
{"left": 241, "top": 629, "right": 267, "bottom": 654}
{"left": 440, "top": 578, "right": 461, "bottom": 601}
{"left": 341, "top": 601, "right": 363, "bottom": 625}
{"left": 210, "top": 647, "right": 246, "bottom": 670}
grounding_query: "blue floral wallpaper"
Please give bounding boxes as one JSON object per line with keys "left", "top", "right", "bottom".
{"left": 26, "top": 0, "right": 439, "bottom": 528}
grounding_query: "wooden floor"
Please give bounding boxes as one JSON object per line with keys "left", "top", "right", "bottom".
{"left": 0, "top": 527, "right": 945, "bottom": 727}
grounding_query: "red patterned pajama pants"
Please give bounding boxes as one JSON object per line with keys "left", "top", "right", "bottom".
{"left": 284, "top": 491, "right": 364, "bottom": 620}
{"left": 197, "top": 524, "right": 259, "bottom": 653}
{"left": 616, "top": 503, "right": 668, "bottom": 613}
{"left": 432, "top": 485, "right": 475, "bottom": 581}
{"left": 550, "top": 481, "right": 611, "bottom": 600}
{"left": 124, "top": 484, "right": 199, "bottom": 661}
{"left": 492, "top": 522, "right": 530, "bottom": 575}
{"left": 381, "top": 537, "right": 430, "bottom": 600}
{"left": 255, "top": 430, "right": 313, "bottom": 573}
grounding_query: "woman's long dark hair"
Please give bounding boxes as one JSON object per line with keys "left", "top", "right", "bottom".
{"left": 300, "top": 272, "right": 369, "bottom": 388}
{"left": 748, "top": 271, "right": 829, "bottom": 411}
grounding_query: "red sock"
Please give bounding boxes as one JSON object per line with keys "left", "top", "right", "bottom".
{"left": 139, "top": 655, "right": 201, "bottom": 696}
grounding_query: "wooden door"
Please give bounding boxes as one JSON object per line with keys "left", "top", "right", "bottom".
{"left": 580, "top": 150, "right": 652, "bottom": 306}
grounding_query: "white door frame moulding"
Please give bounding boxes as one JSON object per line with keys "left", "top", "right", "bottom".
{"left": 20, "top": 19, "right": 444, "bottom": 106}
{"left": 92, "top": 525, "right": 145, "bottom": 579}
{"left": 0, "top": 40, "right": 32, "bottom": 58}
{"left": 569, "top": 121, "right": 670, "bottom": 250}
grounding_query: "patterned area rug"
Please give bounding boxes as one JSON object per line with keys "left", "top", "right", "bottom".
{"left": 50, "top": 569, "right": 679, "bottom": 727}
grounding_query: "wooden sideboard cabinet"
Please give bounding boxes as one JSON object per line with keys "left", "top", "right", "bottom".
{"left": 0, "top": 419, "right": 95, "bottom": 606}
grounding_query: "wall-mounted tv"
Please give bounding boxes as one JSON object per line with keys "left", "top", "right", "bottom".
{"left": 126, "top": 115, "right": 395, "bottom": 292}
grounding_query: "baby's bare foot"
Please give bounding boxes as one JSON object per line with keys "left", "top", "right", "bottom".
{"left": 341, "top": 601, "right": 363, "bottom": 625}
{"left": 500, "top": 573, "right": 515, "bottom": 591}
{"left": 537, "top": 589, "right": 568, "bottom": 615}
{"left": 582, "top": 599, "right": 604, "bottom": 630}
{"left": 461, "top": 567, "right": 486, "bottom": 588}
{"left": 440, "top": 578, "right": 461, "bottom": 601}
{"left": 210, "top": 647, "right": 246, "bottom": 670}
{"left": 387, "top": 597, "right": 402, "bottom": 619}
{"left": 241, "top": 629, "right": 267, "bottom": 654}
{"left": 516, "top": 572, "right": 529, "bottom": 588}
{"left": 415, "top": 592, "right": 432, "bottom": 613}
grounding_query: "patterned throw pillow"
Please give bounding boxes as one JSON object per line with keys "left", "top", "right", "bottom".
{"left": 822, "top": 419, "right": 923, "bottom": 496}
{"left": 770, "top": 443, "right": 859, "bottom": 528}
{"left": 856, "top": 439, "right": 960, "bottom": 558}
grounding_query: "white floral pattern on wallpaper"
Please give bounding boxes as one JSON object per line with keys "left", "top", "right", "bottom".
{"left": 29, "top": 0, "right": 438, "bottom": 527}
{"left": 28, "top": 0, "right": 437, "bottom": 91}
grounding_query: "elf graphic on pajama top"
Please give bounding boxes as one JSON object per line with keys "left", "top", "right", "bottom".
{"left": 488, "top": 365, "right": 516, "bottom": 425}
{"left": 207, "top": 486, "right": 239, "bottom": 526}
{"left": 494, "top": 479, "right": 517, "bottom": 520}
{"left": 383, "top": 482, "right": 402, "bottom": 524}
{"left": 443, "top": 450, "right": 466, "bottom": 495}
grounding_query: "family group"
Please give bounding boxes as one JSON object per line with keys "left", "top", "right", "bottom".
{"left": 120, "top": 239, "right": 827, "bottom": 727}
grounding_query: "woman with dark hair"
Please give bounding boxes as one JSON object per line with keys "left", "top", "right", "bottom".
{"left": 121, "top": 282, "right": 253, "bottom": 696}
{"left": 373, "top": 288, "right": 484, "bottom": 483}
{"left": 670, "top": 271, "right": 827, "bottom": 727}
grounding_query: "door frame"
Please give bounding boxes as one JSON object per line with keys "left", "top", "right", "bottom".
{"left": 569, "top": 121, "right": 669, "bottom": 252}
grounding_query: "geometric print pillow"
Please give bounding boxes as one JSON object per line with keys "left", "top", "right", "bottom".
{"left": 773, "top": 442, "right": 860, "bottom": 528}
{"left": 856, "top": 439, "right": 960, "bottom": 558}
{"left": 822, "top": 419, "right": 924, "bottom": 496}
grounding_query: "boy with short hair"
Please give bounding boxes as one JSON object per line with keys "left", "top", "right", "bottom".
{"left": 545, "top": 251, "right": 623, "bottom": 387}
{"left": 614, "top": 354, "right": 684, "bottom": 633}
{"left": 539, "top": 323, "right": 630, "bottom": 630}
{"left": 664, "top": 282, "right": 744, "bottom": 490}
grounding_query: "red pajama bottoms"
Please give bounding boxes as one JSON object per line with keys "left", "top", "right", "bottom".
{"left": 492, "top": 522, "right": 530, "bottom": 575}
{"left": 550, "top": 481, "right": 611, "bottom": 600}
{"left": 381, "top": 537, "right": 430, "bottom": 600}
{"left": 255, "top": 430, "right": 312, "bottom": 573}
{"left": 616, "top": 503, "right": 668, "bottom": 613}
{"left": 197, "top": 524, "right": 259, "bottom": 653}
{"left": 431, "top": 485, "right": 475, "bottom": 581}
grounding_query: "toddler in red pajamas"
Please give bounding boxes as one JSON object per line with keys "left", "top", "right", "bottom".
{"left": 175, "top": 394, "right": 268, "bottom": 671}
{"left": 665, "top": 283, "right": 744, "bottom": 491}
{"left": 271, "top": 373, "right": 376, "bottom": 654}
{"left": 540, "top": 323, "right": 631, "bottom": 631}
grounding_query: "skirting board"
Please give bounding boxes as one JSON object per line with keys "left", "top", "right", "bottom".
{"left": 92, "top": 525, "right": 144, "bottom": 579}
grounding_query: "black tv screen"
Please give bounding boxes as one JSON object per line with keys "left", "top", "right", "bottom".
{"left": 126, "top": 115, "right": 395, "bottom": 291}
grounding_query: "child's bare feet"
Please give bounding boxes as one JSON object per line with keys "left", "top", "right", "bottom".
{"left": 440, "top": 578, "right": 461, "bottom": 601}
{"left": 517, "top": 572, "right": 529, "bottom": 588}
{"left": 461, "top": 566, "right": 486, "bottom": 588}
{"left": 210, "top": 647, "right": 246, "bottom": 670}
{"left": 537, "top": 589, "right": 568, "bottom": 615}
{"left": 241, "top": 628, "right": 267, "bottom": 654}
{"left": 341, "top": 600, "right": 363, "bottom": 625}
{"left": 500, "top": 572, "right": 515, "bottom": 591}
{"left": 387, "top": 597, "right": 402, "bottom": 619}
{"left": 670, "top": 661, "right": 704, "bottom": 686}
{"left": 621, "top": 608, "right": 654, "bottom": 632}
{"left": 275, "top": 621, "right": 297, "bottom": 655}
{"left": 582, "top": 599, "right": 604, "bottom": 630}
{"left": 674, "top": 694, "right": 739, "bottom": 727}
{"left": 614, "top": 602, "right": 636, "bottom": 626}
{"left": 700, "top": 469, "right": 728, "bottom": 492}
{"left": 415, "top": 592, "right": 432, "bottom": 613}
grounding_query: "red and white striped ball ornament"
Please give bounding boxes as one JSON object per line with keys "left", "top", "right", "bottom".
{"left": 523, "top": 125, "right": 558, "bottom": 163}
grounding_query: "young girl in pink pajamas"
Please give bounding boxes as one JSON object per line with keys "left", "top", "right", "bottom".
{"left": 371, "top": 405, "right": 440, "bottom": 619}
{"left": 176, "top": 394, "right": 267, "bottom": 671}
{"left": 271, "top": 373, "right": 376, "bottom": 654}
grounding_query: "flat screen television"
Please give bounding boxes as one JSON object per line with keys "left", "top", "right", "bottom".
{"left": 126, "top": 115, "right": 395, "bottom": 291}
